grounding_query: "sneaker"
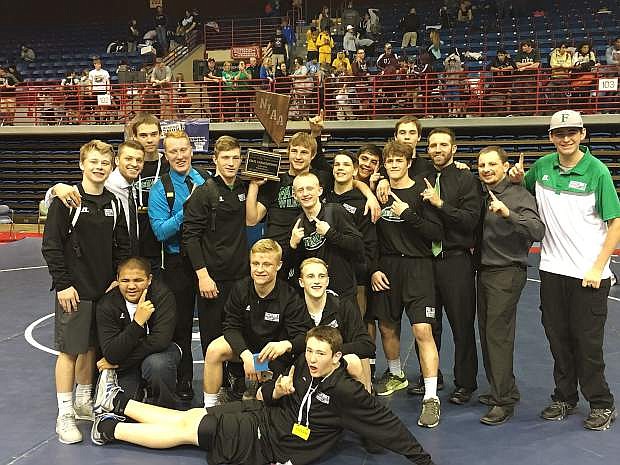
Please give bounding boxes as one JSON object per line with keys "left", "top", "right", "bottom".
{"left": 376, "top": 371, "right": 408, "bottom": 396}
{"left": 418, "top": 397, "right": 441, "bottom": 428}
{"left": 56, "top": 412, "right": 82, "bottom": 444}
{"left": 583, "top": 407, "right": 617, "bottom": 431}
{"left": 74, "top": 399, "right": 95, "bottom": 421}
{"left": 91, "top": 412, "right": 125, "bottom": 445}
{"left": 540, "top": 401, "right": 577, "bottom": 421}
{"left": 94, "top": 369, "right": 123, "bottom": 414}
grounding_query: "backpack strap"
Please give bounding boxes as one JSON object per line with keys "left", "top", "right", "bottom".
{"left": 161, "top": 172, "right": 175, "bottom": 213}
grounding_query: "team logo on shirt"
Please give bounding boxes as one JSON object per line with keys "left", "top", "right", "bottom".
{"left": 303, "top": 231, "right": 326, "bottom": 250}
{"left": 245, "top": 305, "right": 251, "bottom": 312}
{"left": 104, "top": 208, "right": 114, "bottom": 216}
{"left": 327, "top": 319, "right": 339, "bottom": 328}
{"left": 315, "top": 392, "right": 330, "bottom": 404}
{"left": 218, "top": 196, "right": 225, "bottom": 202}
{"left": 568, "top": 180, "right": 587, "bottom": 191}
{"left": 81, "top": 207, "right": 90, "bottom": 213}
{"left": 238, "top": 193, "right": 246, "bottom": 202}
{"left": 542, "top": 174, "right": 550, "bottom": 181}
{"left": 264, "top": 312, "right": 280, "bottom": 322}
{"left": 277, "top": 185, "right": 299, "bottom": 208}
{"left": 342, "top": 203, "right": 357, "bottom": 215}
{"left": 379, "top": 206, "right": 404, "bottom": 222}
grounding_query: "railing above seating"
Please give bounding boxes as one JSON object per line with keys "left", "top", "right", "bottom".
{"left": 203, "top": 17, "right": 281, "bottom": 51}
{"left": 0, "top": 66, "right": 617, "bottom": 127}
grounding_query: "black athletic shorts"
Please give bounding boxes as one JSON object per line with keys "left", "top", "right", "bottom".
{"left": 197, "top": 400, "right": 271, "bottom": 464}
{"left": 370, "top": 255, "right": 436, "bottom": 326}
{"left": 54, "top": 298, "right": 97, "bottom": 354}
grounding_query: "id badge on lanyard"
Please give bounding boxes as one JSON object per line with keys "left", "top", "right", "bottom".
{"left": 292, "top": 382, "right": 318, "bottom": 440}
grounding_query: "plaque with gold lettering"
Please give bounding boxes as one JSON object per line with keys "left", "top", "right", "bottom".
{"left": 242, "top": 148, "right": 281, "bottom": 180}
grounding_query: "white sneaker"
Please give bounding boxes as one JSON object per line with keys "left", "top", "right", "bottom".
{"left": 74, "top": 399, "right": 95, "bottom": 421}
{"left": 56, "top": 412, "right": 83, "bottom": 444}
{"left": 94, "top": 369, "right": 122, "bottom": 414}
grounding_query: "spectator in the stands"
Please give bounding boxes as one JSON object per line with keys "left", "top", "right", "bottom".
{"left": 128, "top": 19, "right": 140, "bottom": 53}
{"left": 514, "top": 40, "right": 541, "bottom": 114}
{"left": 332, "top": 50, "right": 352, "bottom": 75}
{"left": 573, "top": 43, "right": 598, "bottom": 72}
{"left": 400, "top": 7, "right": 420, "bottom": 50}
{"left": 317, "top": 28, "right": 335, "bottom": 65}
{"left": 154, "top": 6, "right": 169, "bottom": 55}
{"left": 173, "top": 73, "right": 191, "bottom": 118}
{"left": 352, "top": 48, "right": 371, "bottom": 114}
{"left": 605, "top": 37, "right": 620, "bottom": 66}
{"left": 343, "top": 25, "right": 358, "bottom": 61}
{"left": 150, "top": 58, "right": 172, "bottom": 119}
{"left": 181, "top": 9, "right": 196, "bottom": 37}
{"left": 488, "top": 49, "right": 516, "bottom": 115}
{"left": 547, "top": 42, "right": 573, "bottom": 109}
{"left": 443, "top": 49, "right": 465, "bottom": 117}
{"left": 61, "top": 71, "right": 80, "bottom": 123}
{"left": 427, "top": 30, "right": 445, "bottom": 72}
{"left": 202, "top": 58, "right": 221, "bottom": 120}
{"left": 318, "top": 5, "right": 331, "bottom": 33}
{"left": 457, "top": 0, "right": 473, "bottom": 24}
{"left": 342, "top": 2, "right": 361, "bottom": 32}
{"left": 20, "top": 44, "right": 35, "bottom": 62}
{"left": 275, "top": 62, "right": 288, "bottom": 79}
{"left": 260, "top": 57, "right": 275, "bottom": 82}
{"left": 233, "top": 60, "right": 252, "bottom": 120}
{"left": 271, "top": 28, "right": 287, "bottom": 66}
{"left": 0, "top": 66, "right": 18, "bottom": 126}
{"left": 306, "top": 26, "right": 319, "bottom": 62}
{"left": 6, "top": 64, "right": 22, "bottom": 83}
{"left": 361, "top": 8, "right": 381, "bottom": 40}
{"left": 571, "top": 43, "right": 599, "bottom": 108}
{"left": 89, "top": 59, "right": 111, "bottom": 122}
{"left": 246, "top": 56, "right": 261, "bottom": 80}
{"left": 377, "top": 43, "right": 399, "bottom": 74}
{"left": 281, "top": 17, "right": 296, "bottom": 66}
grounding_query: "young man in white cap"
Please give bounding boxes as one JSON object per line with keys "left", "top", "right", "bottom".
{"left": 511, "top": 109, "right": 620, "bottom": 430}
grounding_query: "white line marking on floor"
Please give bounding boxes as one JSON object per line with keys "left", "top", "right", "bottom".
{"left": 24, "top": 313, "right": 206, "bottom": 363}
{"left": 0, "top": 265, "right": 48, "bottom": 273}
{"left": 24, "top": 313, "right": 58, "bottom": 356}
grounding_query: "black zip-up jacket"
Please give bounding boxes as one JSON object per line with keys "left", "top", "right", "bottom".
{"left": 42, "top": 185, "right": 130, "bottom": 300}
{"left": 428, "top": 163, "right": 483, "bottom": 250}
{"left": 314, "top": 294, "right": 375, "bottom": 358}
{"left": 96, "top": 280, "right": 176, "bottom": 370}
{"left": 258, "top": 356, "right": 434, "bottom": 465}
{"left": 326, "top": 188, "right": 377, "bottom": 273}
{"left": 222, "top": 277, "right": 312, "bottom": 356}
{"left": 290, "top": 203, "right": 364, "bottom": 297}
{"left": 182, "top": 176, "right": 249, "bottom": 280}
{"left": 371, "top": 180, "right": 443, "bottom": 273}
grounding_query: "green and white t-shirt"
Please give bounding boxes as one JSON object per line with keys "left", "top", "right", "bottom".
{"left": 524, "top": 147, "right": 620, "bottom": 279}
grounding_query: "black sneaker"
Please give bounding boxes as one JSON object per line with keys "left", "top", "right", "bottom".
{"left": 176, "top": 380, "right": 194, "bottom": 401}
{"left": 540, "top": 401, "right": 577, "bottom": 421}
{"left": 91, "top": 412, "right": 125, "bottom": 445}
{"left": 449, "top": 387, "right": 473, "bottom": 405}
{"left": 583, "top": 407, "right": 617, "bottom": 431}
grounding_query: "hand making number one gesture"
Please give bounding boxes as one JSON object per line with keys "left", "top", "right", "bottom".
{"left": 487, "top": 190, "right": 510, "bottom": 218}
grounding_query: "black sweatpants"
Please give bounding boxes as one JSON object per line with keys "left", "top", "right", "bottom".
{"left": 477, "top": 265, "right": 526, "bottom": 407}
{"left": 163, "top": 253, "right": 197, "bottom": 384}
{"left": 197, "top": 280, "right": 235, "bottom": 355}
{"left": 539, "top": 270, "right": 614, "bottom": 409}
{"left": 427, "top": 252, "right": 478, "bottom": 391}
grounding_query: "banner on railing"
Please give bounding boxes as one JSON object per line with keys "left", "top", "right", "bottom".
{"left": 160, "top": 119, "right": 210, "bottom": 152}
{"left": 230, "top": 45, "right": 262, "bottom": 60}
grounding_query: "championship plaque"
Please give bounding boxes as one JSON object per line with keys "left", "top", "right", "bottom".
{"left": 242, "top": 148, "right": 281, "bottom": 180}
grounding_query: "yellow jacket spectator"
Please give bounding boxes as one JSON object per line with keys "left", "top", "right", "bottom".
{"left": 332, "top": 52, "right": 353, "bottom": 75}
{"left": 317, "top": 30, "right": 335, "bottom": 64}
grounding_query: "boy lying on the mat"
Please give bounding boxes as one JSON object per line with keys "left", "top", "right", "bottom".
{"left": 91, "top": 326, "right": 434, "bottom": 465}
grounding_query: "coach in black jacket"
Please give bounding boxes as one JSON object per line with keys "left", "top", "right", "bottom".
{"left": 96, "top": 257, "right": 180, "bottom": 408}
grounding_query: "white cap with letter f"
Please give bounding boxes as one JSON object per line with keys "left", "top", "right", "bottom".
{"left": 548, "top": 110, "right": 584, "bottom": 132}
